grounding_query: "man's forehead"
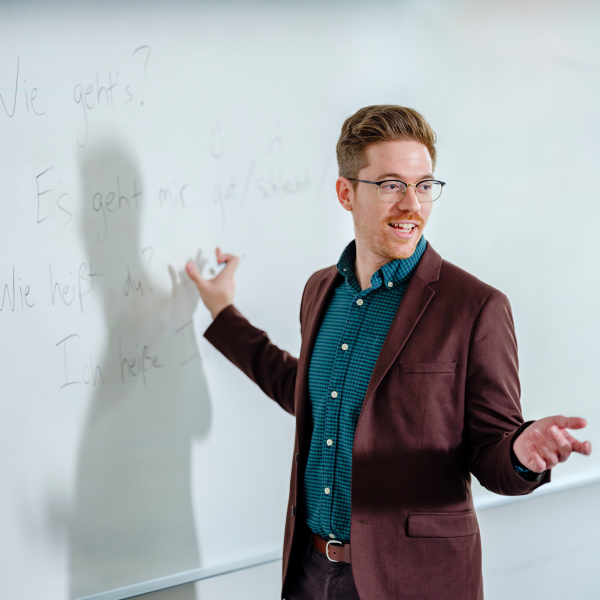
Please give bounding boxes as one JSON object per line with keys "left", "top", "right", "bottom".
{"left": 363, "top": 140, "right": 433, "bottom": 176}
{"left": 366, "top": 139, "right": 431, "bottom": 160}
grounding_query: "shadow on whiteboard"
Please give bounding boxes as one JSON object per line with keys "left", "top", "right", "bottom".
{"left": 69, "top": 141, "right": 212, "bottom": 599}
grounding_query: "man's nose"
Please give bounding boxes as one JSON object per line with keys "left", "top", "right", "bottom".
{"left": 398, "top": 185, "right": 421, "bottom": 213}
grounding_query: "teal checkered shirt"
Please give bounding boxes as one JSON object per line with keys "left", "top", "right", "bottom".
{"left": 302, "top": 235, "right": 428, "bottom": 542}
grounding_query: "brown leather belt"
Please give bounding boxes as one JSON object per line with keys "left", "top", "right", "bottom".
{"left": 312, "top": 533, "right": 352, "bottom": 563}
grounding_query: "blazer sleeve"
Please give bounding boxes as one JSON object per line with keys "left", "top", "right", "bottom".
{"left": 202, "top": 280, "right": 311, "bottom": 416}
{"left": 465, "top": 291, "right": 551, "bottom": 496}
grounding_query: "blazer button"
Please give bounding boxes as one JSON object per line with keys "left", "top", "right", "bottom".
{"left": 295, "top": 453, "right": 299, "bottom": 463}
{"left": 292, "top": 505, "right": 296, "bottom": 517}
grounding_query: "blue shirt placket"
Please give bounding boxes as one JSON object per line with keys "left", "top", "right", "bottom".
{"left": 321, "top": 282, "right": 372, "bottom": 538}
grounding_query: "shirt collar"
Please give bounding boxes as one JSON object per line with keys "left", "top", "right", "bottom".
{"left": 337, "top": 234, "right": 427, "bottom": 292}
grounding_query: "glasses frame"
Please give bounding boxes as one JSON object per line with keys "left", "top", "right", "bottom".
{"left": 347, "top": 177, "right": 446, "bottom": 203}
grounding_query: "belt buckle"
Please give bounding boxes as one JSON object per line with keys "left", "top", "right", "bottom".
{"left": 325, "top": 539, "right": 342, "bottom": 562}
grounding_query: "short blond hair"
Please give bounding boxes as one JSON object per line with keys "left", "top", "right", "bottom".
{"left": 336, "top": 105, "right": 437, "bottom": 185}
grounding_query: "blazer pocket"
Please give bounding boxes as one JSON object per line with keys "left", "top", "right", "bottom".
{"left": 398, "top": 361, "right": 457, "bottom": 374}
{"left": 407, "top": 510, "right": 478, "bottom": 538}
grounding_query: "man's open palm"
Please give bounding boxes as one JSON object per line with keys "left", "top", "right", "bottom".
{"left": 513, "top": 416, "right": 592, "bottom": 472}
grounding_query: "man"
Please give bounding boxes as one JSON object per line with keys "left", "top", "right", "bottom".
{"left": 185, "top": 105, "right": 592, "bottom": 599}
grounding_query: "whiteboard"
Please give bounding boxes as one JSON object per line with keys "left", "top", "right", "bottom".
{"left": 1, "top": 2, "right": 598, "bottom": 600}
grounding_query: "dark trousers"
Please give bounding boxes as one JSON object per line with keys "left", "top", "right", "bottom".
{"left": 283, "top": 522, "right": 361, "bottom": 600}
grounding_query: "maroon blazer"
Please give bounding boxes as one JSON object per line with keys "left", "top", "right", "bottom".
{"left": 204, "top": 241, "right": 551, "bottom": 600}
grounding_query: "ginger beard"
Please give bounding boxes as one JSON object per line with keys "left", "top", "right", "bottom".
{"left": 353, "top": 201, "right": 425, "bottom": 261}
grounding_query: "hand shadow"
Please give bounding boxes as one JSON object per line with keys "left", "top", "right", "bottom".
{"left": 69, "top": 140, "right": 212, "bottom": 600}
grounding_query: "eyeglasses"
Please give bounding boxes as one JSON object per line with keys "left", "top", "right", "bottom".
{"left": 347, "top": 178, "right": 446, "bottom": 203}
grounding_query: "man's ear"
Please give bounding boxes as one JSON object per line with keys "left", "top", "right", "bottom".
{"left": 336, "top": 177, "right": 354, "bottom": 212}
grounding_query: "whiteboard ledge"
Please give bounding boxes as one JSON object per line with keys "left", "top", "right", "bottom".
{"left": 474, "top": 467, "right": 600, "bottom": 511}
{"left": 77, "top": 469, "right": 600, "bottom": 600}
{"left": 75, "top": 549, "right": 283, "bottom": 600}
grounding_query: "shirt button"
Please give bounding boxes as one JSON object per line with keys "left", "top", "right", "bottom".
{"left": 356, "top": 299, "right": 363, "bottom": 306}
{"left": 327, "top": 439, "right": 333, "bottom": 446}
{"left": 331, "top": 391, "right": 338, "bottom": 398}
{"left": 329, "top": 533, "right": 336, "bottom": 539}
{"left": 388, "top": 281, "right": 393, "bottom": 287}
{"left": 341, "top": 343, "right": 349, "bottom": 351}
{"left": 324, "top": 487, "right": 331, "bottom": 495}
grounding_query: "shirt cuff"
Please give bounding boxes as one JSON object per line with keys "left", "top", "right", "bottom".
{"left": 510, "top": 421, "right": 546, "bottom": 483}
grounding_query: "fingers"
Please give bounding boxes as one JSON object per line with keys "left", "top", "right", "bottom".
{"left": 578, "top": 440, "right": 593, "bottom": 456}
{"left": 186, "top": 246, "right": 239, "bottom": 288}
{"left": 530, "top": 429, "right": 558, "bottom": 468}
{"left": 551, "top": 415, "right": 587, "bottom": 430}
{"left": 221, "top": 254, "right": 240, "bottom": 273}
{"left": 563, "top": 431, "right": 593, "bottom": 456}
{"left": 527, "top": 423, "right": 593, "bottom": 471}
{"left": 548, "top": 426, "right": 572, "bottom": 462}
{"left": 526, "top": 443, "right": 547, "bottom": 472}
{"left": 185, "top": 260, "right": 205, "bottom": 288}
{"left": 215, "top": 246, "right": 240, "bottom": 274}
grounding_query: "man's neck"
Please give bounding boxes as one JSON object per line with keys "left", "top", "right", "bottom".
{"left": 354, "top": 239, "right": 390, "bottom": 291}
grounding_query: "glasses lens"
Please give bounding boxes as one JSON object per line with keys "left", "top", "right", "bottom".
{"left": 416, "top": 181, "right": 443, "bottom": 202}
{"left": 378, "top": 181, "right": 407, "bottom": 202}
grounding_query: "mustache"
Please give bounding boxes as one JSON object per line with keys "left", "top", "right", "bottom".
{"left": 385, "top": 216, "right": 423, "bottom": 226}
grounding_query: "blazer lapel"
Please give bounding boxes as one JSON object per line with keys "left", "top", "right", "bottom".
{"left": 362, "top": 242, "right": 443, "bottom": 406}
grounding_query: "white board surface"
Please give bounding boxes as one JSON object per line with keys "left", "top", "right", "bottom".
{"left": 1, "top": 2, "right": 599, "bottom": 600}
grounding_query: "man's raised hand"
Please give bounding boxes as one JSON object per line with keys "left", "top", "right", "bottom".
{"left": 513, "top": 415, "right": 592, "bottom": 473}
{"left": 186, "top": 247, "right": 239, "bottom": 320}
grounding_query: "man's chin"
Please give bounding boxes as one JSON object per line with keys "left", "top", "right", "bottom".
{"left": 382, "top": 235, "right": 420, "bottom": 260}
